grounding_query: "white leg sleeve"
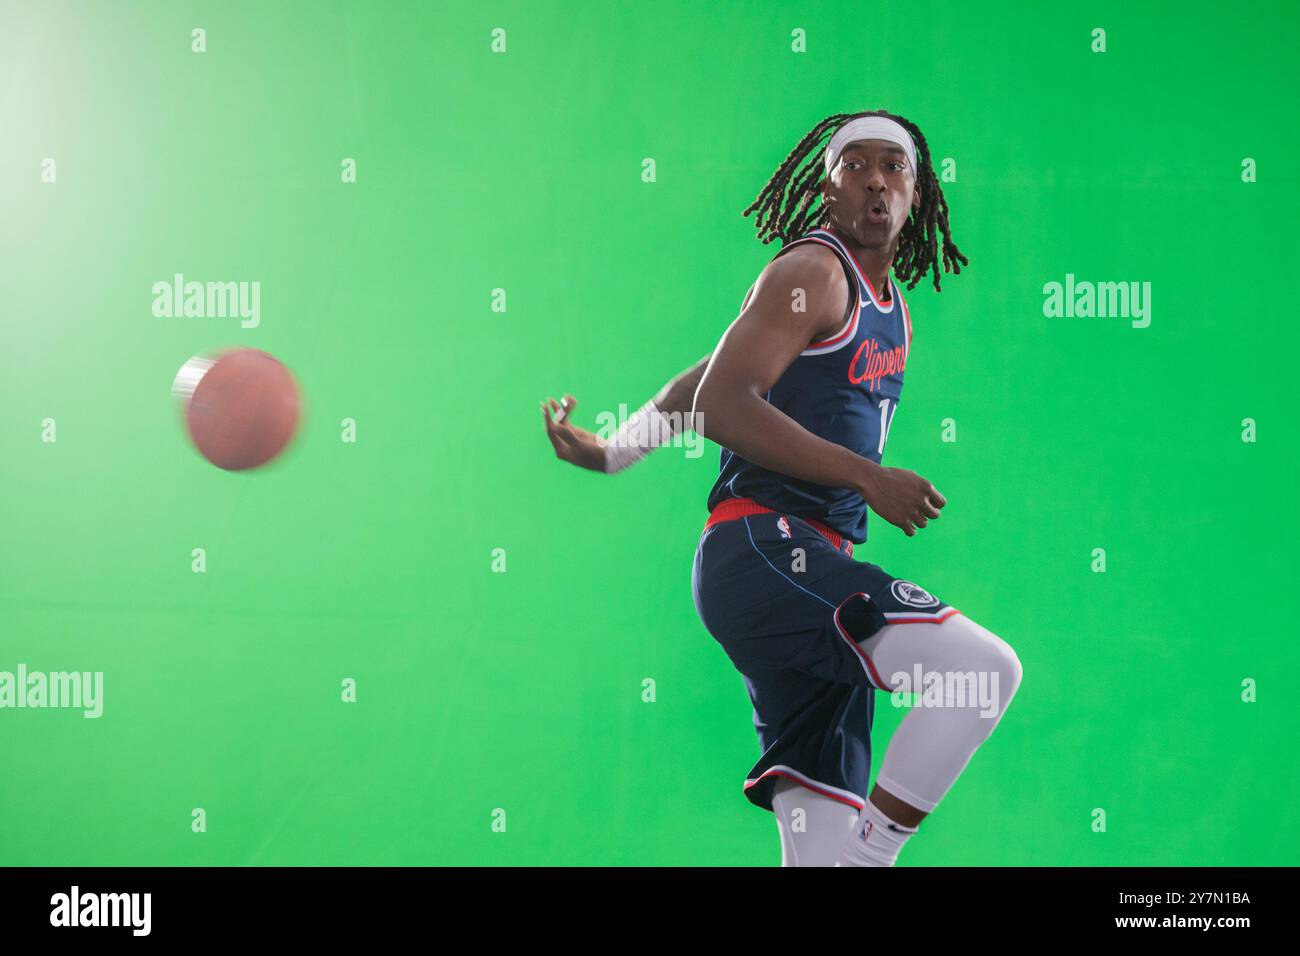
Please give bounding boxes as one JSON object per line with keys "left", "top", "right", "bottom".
{"left": 771, "top": 778, "right": 861, "bottom": 866}
{"left": 860, "top": 613, "right": 1023, "bottom": 813}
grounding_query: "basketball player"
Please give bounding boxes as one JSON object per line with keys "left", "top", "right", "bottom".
{"left": 542, "top": 110, "right": 1023, "bottom": 867}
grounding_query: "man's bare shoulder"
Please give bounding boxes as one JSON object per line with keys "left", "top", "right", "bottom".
{"left": 762, "top": 239, "right": 847, "bottom": 283}
{"left": 742, "top": 241, "right": 851, "bottom": 338}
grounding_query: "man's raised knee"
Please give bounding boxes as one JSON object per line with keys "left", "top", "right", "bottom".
{"left": 946, "top": 614, "right": 1023, "bottom": 712}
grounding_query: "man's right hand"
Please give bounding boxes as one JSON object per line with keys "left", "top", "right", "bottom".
{"left": 858, "top": 463, "right": 947, "bottom": 537}
{"left": 541, "top": 395, "right": 607, "bottom": 473}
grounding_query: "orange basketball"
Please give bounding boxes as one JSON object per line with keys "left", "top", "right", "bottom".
{"left": 173, "top": 348, "right": 302, "bottom": 471}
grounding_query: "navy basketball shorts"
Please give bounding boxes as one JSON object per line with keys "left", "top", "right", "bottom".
{"left": 691, "top": 501, "right": 961, "bottom": 813}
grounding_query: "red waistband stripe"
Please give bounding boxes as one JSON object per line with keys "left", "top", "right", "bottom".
{"left": 704, "top": 497, "right": 853, "bottom": 557}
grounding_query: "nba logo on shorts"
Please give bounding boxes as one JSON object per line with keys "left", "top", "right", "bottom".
{"left": 777, "top": 516, "right": 792, "bottom": 539}
{"left": 890, "top": 580, "right": 939, "bottom": 608}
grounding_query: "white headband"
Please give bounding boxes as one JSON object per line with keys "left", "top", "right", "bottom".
{"left": 824, "top": 116, "right": 917, "bottom": 174}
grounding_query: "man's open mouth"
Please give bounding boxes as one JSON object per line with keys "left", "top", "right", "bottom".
{"left": 866, "top": 200, "right": 889, "bottom": 223}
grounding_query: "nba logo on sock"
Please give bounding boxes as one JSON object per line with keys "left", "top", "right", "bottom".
{"left": 777, "top": 516, "right": 792, "bottom": 539}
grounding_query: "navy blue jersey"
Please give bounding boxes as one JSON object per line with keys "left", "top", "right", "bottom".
{"left": 706, "top": 227, "right": 913, "bottom": 545}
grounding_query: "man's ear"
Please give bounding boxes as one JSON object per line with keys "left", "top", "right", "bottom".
{"left": 912, "top": 186, "right": 920, "bottom": 212}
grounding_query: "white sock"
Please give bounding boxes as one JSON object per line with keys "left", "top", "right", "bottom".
{"left": 836, "top": 798, "right": 919, "bottom": 867}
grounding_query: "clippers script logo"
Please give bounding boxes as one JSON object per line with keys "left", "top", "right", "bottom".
{"left": 890, "top": 580, "right": 939, "bottom": 608}
{"left": 848, "top": 337, "right": 906, "bottom": 391}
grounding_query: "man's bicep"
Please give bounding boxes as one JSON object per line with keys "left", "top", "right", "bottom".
{"left": 706, "top": 311, "right": 808, "bottom": 397}
{"left": 707, "top": 253, "right": 843, "bottom": 394}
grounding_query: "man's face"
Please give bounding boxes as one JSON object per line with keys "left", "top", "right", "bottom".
{"left": 821, "top": 139, "right": 920, "bottom": 250}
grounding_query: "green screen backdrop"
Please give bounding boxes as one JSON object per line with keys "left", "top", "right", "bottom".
{"left": 2, "top": 0, "right": 1297, "bottom": 866}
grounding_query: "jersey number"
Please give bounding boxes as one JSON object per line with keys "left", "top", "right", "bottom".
{"left": 877, "top": 399, "right": 897, "bottom": 455}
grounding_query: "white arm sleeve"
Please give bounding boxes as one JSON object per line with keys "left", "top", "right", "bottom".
{"left": 603, "top": 400, "right": 680, "bottom": 474}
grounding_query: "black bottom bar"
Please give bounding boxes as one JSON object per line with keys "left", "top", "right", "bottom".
{"left": 1, "top": 866, "right": 1283, "bottom": 940}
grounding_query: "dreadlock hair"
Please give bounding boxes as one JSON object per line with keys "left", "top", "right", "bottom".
{"left": 742, "top": 109, "right": 968, "bottom": 291}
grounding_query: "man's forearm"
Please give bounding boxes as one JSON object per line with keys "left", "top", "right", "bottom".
{"left": 596, "top": 355, "right": 710, "bottom": 474}
{"left": 693, "top": 385, "right": 877, "bottom": 496}
{"left": 652, "top": 354, "right": 710, "bottom": 424}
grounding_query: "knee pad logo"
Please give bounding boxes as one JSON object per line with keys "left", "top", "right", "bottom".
{"left": 890, "top": 580, "right": 939, "bottom": 608}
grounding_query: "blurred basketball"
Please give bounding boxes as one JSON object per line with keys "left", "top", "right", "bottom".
{"left": 172, "top": 348, "right": 302, "bottom": 471}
